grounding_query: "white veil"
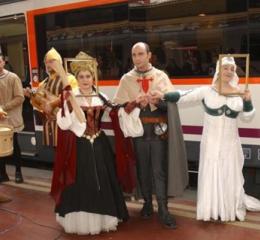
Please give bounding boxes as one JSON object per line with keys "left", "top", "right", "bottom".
{"left": 212, "top": 56, "right": 239, "bottom": 89}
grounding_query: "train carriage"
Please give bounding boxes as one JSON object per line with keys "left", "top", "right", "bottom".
{"left": 1, "top": 0, "right": 260, "bottom": 193}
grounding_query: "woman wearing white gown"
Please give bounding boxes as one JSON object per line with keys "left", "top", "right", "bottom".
{"left": 152, "top": 56, "right": 260, "bottom": 221}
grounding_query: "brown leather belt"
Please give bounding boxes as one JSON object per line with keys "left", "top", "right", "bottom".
{"left": 140, "top": 116, "right": 167, "bottom": 124}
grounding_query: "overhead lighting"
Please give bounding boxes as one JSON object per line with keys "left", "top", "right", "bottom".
{"left": 199, "top": 13, "right": 206, "bottom": 17}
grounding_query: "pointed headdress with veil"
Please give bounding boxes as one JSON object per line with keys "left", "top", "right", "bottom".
{"left": 44, "top": 47, "right": 62, "bottom": 64}
{"left": 44, "top": 47, "right": 63, "bottom": 75}
{"left": 212, "top": 55, "right": 239, "bottom": 88}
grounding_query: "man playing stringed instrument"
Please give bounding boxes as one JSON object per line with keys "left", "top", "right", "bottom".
{"left": 113, "top": 42, "right": 188, "bottom": 229}
{"left": 24, "top": 48, "right": 78, "bottom": 147}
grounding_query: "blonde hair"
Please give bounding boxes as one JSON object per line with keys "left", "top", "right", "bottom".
{"left": 44, "top": 47, "right": 62, "bottom": 64}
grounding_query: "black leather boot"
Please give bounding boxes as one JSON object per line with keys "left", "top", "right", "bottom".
{"left": 0, "top": 163, "right": 9, "bottom": 183}
{"left": 15, "top": 170, "right": 24, "bottom": 183}
{"left": 140, "top": 200, "right": 154, "bottom": 219}
{"left": 158, "top": 201, "right": 177, "bottom": 229}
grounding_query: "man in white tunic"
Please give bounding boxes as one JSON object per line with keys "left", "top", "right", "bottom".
{"left": 113, "top": 42, "right": 188, "bottom": 228}
{"left": 0, "top": 54, "right": 24, "bottom": 183}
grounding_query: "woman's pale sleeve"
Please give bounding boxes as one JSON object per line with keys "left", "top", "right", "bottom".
{"left": 164, "top": 87, "right": 207, "bottom": 104}
{"left": 57, "top": 101, "right": 86, "bottom": 136}
{"left": 69, "top": 110, "right": 86, "bottom": 137}
{"left": 56, "top": 102, "right": 72, "bottom": 130}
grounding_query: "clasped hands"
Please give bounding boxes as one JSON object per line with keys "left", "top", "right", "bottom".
{"left": 135, "top": 91, "right": 164, "bottom": 108}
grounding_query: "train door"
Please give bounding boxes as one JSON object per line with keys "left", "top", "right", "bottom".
{"left": 0, "top": 13, "right": 37, "bottom": 160}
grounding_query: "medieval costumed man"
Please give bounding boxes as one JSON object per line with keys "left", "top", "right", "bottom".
{"left": 113, "top": 42, "right": 188, "bottom": 229}
{"left": 50, "top": 52, "right": 128, "bottom": 235}
{"left": 152, "top": 56, "right": 260, "bottom": 221}
{"left": 24, "top": 48, "right": 77, "bottom": 148}
{"left": 0, "top": 54, "right": 24, "bottom": 183}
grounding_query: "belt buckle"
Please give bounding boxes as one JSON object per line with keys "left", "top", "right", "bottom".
{"left": 154, "top": 122, "right": 167, "bottom": 136}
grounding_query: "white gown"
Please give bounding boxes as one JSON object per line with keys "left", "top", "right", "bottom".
{"left": 178, "top": 86, "right": 260, "bottom": 221}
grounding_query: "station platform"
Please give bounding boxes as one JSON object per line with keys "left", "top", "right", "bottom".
{"left": 1, "top": 166, "right": 260, "bottom": 240}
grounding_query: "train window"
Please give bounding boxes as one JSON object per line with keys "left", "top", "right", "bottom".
{"left": 129, "top": 0, "right": 249, "bottom": 78}
{"left": 249, "top": 10, "right": 260, "bottom": 76}
{"left": 34, "top": 3, "right": 129, "bottom": 80}
{"left": 33, "top": 0, "right": 260, "bottom": 79}
{"left": 249, "top": 0, "right": 260, "bottom": 8}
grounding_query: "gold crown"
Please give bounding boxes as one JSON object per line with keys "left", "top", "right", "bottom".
{"left": 70, "top": 52, "right": 98, "bottom": 77}
{"left": 44, "top": 47, "right": 62, "bottom": 63}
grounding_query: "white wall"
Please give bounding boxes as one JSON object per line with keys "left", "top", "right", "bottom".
{"left": 0, "top": 0, "right": 88, "bottom": 17}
